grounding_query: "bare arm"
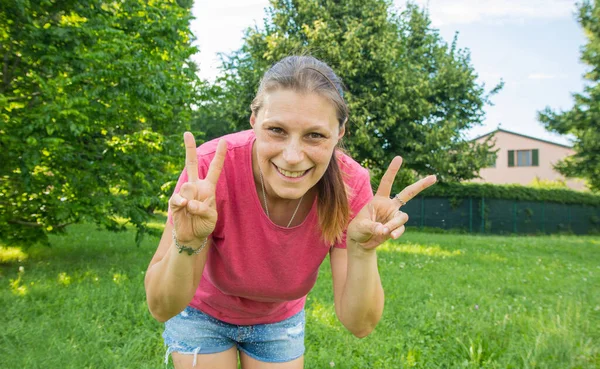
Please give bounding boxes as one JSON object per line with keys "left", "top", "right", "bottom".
{"left": 333, "top": 156, "right": 436, "bottom": 337}
{"left": 144, "top": 133, "right": 227, "bottom": 322}
{"left": 330, "top": 246, "right": 384, "bottom": 338}
{"left": 144, "top": 222, "right": 209, "bottom": 322}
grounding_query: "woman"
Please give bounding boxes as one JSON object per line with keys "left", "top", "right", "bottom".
{"left": 145, "top": 55, "right": 436, "bottom": 369}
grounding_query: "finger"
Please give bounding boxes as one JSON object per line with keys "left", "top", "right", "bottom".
{"left": 169, "top": 193, "right": 189, "bottom": 211}
{"left": 354, "top": 217, "right": 385, "bottom": 240}
{"left": 179, "top": 182, "right": 196, "bottom": 201}
{"left": 369, "top": 203, "right": 375, "bottom": 222}
{"left": 382, "top": 211, "right": 409, "bottom": 233}
{"left": 391, "top": 225, "right": 406, "bottom": 240}
{"left": 375, "top": 156, "right": 403, "bottom": 197}
{"left": 394, "top": 175, "right": 437, "bottom": 205}
{"left": 186, "top": 199, "right": 211, "bottom": 215}
{"left": 184, "top": 132, "right": 199, "bottom": 183}
{"left": 205, "top": 139, "right": 228, "bottom": 185}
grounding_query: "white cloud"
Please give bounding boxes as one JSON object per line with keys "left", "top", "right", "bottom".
{"left": 528, "top": 73, "right": 556, "bottom": 80}
{"left": 400, "top": 0, "right": 578, "bottom": 26}
{"left": 528, "top": 73, "right": 568, "bottom": 80}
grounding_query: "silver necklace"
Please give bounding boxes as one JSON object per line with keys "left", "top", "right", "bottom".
{"left": 258, "top": 167, "right": 304, "bottom": 227}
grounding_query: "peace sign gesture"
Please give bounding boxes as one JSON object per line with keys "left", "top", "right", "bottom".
{"left": 169, "top": 132, "right": 227, "bottom": 247}
{"left": 347, "top": 156, "right": 436, "bottom": 250}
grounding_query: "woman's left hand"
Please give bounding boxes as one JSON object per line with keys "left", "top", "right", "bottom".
{"left": 347, "top": 156, "right": 437, "bottom": 250}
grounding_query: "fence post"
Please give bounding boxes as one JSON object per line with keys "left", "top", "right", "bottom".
{"left": 469, "top": 197, "right": 473, "bottom": 233}
{"left": 542, "top": 201, "right": 546, "bottom": 234}
{"left": 420, "top": 197, "right": 425, "bottom": 229}
{"left": 513, "top": 201, "right": 517, "bottom": 234}
{"left": 481, "top": 197, "right": 485, "bottom": 233}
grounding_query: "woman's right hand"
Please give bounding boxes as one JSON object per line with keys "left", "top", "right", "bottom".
{"left": 169, "top": 132, "right": 227, "bottom": 248}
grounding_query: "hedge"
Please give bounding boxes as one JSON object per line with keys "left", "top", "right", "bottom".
{"left": 418, "top": 182, "right": 600, "bottom": 207}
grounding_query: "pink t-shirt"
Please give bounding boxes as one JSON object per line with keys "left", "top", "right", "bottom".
{"left": 168, "top": 130, "right": 373, "bottom": 325}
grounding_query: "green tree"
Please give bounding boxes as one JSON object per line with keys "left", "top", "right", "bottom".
{"left": 201, "top": 0, "right": 500, "bottom": 189}
{"left": 539, "top": 0, "right": 599, "bottom": 192}
{"left": 0, "top": 0, "right": 201, "bottom": 246}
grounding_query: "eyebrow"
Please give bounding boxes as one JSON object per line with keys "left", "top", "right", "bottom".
{"left": 263, "top": 119, "right": 330, "bottom": 132}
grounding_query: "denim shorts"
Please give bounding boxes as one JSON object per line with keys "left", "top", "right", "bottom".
{"left": 162, "top": 306, "right": 305, "bottom": 365}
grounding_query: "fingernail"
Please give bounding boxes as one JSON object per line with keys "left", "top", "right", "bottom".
{"left": 188, "top": 202, "right": 197, "bottom": 211}
{"left": 383, "top": 227, "right": 389, "bottom": 234}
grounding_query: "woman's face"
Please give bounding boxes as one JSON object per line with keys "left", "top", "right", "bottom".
{"left": 251, "top": 89, "right": 345, "bottom": 200}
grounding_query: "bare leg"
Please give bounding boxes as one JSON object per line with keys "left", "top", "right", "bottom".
{"left": 240, "top": 351, "right": 304, "bottom": 369}
{"left": 172, "top": 346, "right": 238, "bottom": 369}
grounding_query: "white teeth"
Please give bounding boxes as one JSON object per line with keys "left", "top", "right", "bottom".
{"left": 277, "top": 167, "right": 307, "bottom": 178}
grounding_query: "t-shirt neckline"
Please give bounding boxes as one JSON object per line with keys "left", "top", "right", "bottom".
{"left": 246, "top": 134, "right": 317, "bottom": 230}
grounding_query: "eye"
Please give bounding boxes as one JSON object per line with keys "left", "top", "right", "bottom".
{"left": 307, "top": 132, "right": 326, "bottom": 140}
{"left": 268, "top": 127, "right": 284, "bottom": 135}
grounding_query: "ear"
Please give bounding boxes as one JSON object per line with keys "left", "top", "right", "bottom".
{"left": 250, "top": 111, "right": 256, "bottom": 128}
{"left": 337, "top": 119, "right": 346, "bottom": 140}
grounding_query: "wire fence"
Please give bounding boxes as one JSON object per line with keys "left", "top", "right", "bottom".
{"left": 402, "top": 196, "right": 600, "bottom": 235}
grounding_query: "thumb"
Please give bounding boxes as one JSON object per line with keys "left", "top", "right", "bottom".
{"left": 350, "top": 217, "right": 384, "bottom": 243}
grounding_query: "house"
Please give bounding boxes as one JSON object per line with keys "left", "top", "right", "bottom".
{"left": 470, "top": 128, "right": 587, "bottom": 191}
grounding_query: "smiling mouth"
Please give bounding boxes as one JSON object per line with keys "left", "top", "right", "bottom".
{"left": 274, "top": 165, "right": 310, "bottom": 178}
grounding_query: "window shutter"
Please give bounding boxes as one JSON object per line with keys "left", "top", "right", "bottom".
{"left": 532, "top": 149, "right": 539, "bottom": 166}
{"left": 508, "top": 150, "right": 514, "bottom": 167}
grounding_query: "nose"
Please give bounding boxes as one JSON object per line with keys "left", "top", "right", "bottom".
{"left": 282, "top": 140, "right": 304, "bottom": 165}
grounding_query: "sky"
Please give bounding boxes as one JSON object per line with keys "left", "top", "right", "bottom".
{"left": 189, "top": 0, "right": 587, "bottom": 146}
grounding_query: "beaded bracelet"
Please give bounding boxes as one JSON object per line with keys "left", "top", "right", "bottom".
{"left": 172, "top": 229, "right": 208, "bottom": 256}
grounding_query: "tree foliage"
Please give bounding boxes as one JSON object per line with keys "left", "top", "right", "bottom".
{"left": 0, "top": 0, "right": 200, "bottom": 245}
{"left": 199, "top": 0, "right": 500, "bottom": 190}
{"left": 539, "top": 0, "right": 600, "bottom": 192}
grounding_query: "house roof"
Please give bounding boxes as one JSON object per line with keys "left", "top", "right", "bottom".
{"left": 472, "top": 128, "right": 573, "bottom": 149}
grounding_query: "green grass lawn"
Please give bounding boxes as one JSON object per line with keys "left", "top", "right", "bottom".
{"left": 1, "top": 218, "right": 599, "bottom": 368}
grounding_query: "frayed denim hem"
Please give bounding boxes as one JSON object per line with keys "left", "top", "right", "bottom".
{"left": 164, "top": 344, "right": 202, "bottom": 368}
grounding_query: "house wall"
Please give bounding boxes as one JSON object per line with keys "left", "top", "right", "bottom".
{"left": 471, "top": 131, "right": 587, "bottom": 191}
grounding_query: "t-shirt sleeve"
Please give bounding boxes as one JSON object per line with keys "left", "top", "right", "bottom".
{"left": 332, "top": 167, "right": 374, "bottom": 249}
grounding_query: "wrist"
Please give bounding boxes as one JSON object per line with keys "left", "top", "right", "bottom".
{"left": 347, "top": 239, "right": 377, "bottom": 258}
{"left": 172, "top": 230, "right": 208, "bottom": 256}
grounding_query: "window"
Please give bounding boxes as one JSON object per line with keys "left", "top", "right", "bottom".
{"left": 508, "top": 149, "right": 539, "bottom": 167}
{"left": 517, "top": 150, "right": 531, "bottom": 166}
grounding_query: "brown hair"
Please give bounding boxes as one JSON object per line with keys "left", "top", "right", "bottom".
{"left": 250, "top": 56, "right": 350, "bottom": 245}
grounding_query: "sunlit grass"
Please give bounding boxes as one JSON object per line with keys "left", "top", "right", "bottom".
{"left": 1, "top": 221, "right": 598, "bottom": 368}
{"left": 378, "top": 242, "right": 463, "bottom": 258}
{"left": 307, "top": 299, "right": 338, "bottom": 329}
{"left": 0, "top": 246, "right": 28, "bottom": 263}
